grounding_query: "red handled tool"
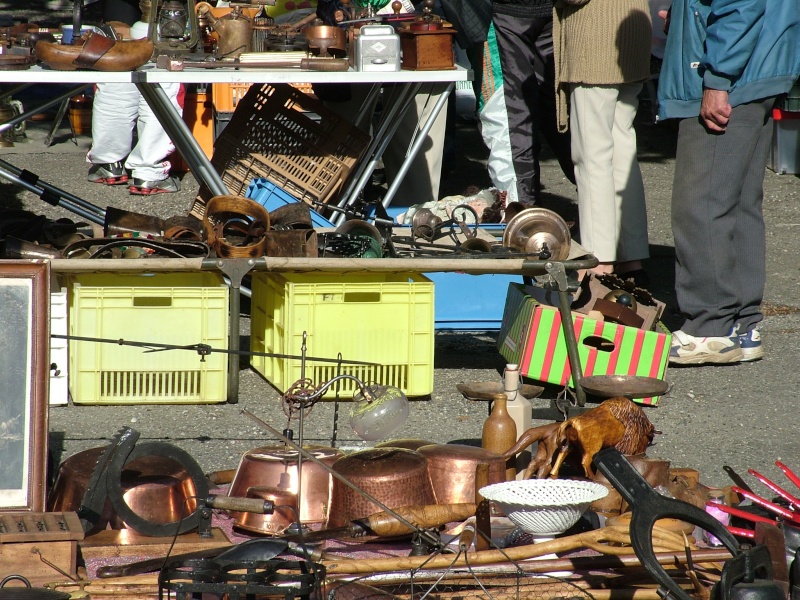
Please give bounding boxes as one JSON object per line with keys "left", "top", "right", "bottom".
{"left": 731, "top": 486, "right": 800, "bottom": 525}
{"left": 776, "top": 461, "right": 800, "bottom": 490}
{"left": 748, "top": 468, "right": 800, "bottom": 511}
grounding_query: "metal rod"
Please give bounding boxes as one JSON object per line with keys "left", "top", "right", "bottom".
{"left": 0, "top": 83, "right": 91, "bottom": 134}
{"left": 0, "top": 83, "right": 33, "bottom": 104}
{"left": 381, "top": 82, "right": 454, "bottom": 210}
{"left": 0, "top": 157, "right": 106, "bottom": 217}
{"left": 242, "top": 408, "right": 442, "bottom": 548}
{"left": 53, "top": 334, "right": 382, "bottom": 366}
{"left": 0, "top": 164, "right": 105, "bottom": 225}
{"left": 334, "top": 83, "right": 422, "bottom": 223}
{"left": 136, "top": 81, "right": 229, "bottom": 197}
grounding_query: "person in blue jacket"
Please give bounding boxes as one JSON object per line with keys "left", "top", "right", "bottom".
{"left": 658, "top": 0, "right": 800, "bottom": 365}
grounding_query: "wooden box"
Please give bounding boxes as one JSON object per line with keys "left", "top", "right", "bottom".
{"left": 0, "top": 541, "right": 78, "bottom": 586}
{"left": 399, "top": 27, "right": 456, "bottom": 71}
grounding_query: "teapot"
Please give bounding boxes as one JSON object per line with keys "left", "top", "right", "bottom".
{"left": 196, "top": 2, "right": 252, "bottom": 58}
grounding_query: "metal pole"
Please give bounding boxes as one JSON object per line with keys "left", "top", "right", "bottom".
{"left": 136, "top": 80, "right": 229, "bottom": 197}
{"left": 380, "top": 82, "right": 454, "bottom": 210}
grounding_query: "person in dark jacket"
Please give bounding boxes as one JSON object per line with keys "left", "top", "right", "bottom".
{"left": 490, "top": 0, "right": 574, "bottom": 205}
{"left": 659, "top": 0, "right": 800, "bottom": 365}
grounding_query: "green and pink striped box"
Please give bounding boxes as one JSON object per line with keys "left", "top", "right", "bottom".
{"left": 497, "top": 283, "right": 671, "bottom": 405}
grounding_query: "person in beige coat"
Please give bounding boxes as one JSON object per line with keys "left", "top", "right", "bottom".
{"left": 553, "top": 0, "right": 652, "bottom": 285}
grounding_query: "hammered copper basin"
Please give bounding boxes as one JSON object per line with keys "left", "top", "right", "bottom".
{"left": 228, "top": 445, "right": 344, "bottom": 527}
{"left": 418, "top": 444, "right": 506, "bottom": 505}
{"left": 47, "top": 447, "right": 197, "bottom": 532}
{"left": 328, "top": 448, "right": 435, "bottom": 528}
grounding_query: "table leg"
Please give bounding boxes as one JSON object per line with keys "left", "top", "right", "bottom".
{"left": 333, "top": 82, "right": 423, "bottom": 222}
{"left": 135, "top": 81, "right": 229, "bottom": 197}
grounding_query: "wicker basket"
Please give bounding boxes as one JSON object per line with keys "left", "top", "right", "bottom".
{"left": 192, "top": 83, "right": 370, "bottom": 220}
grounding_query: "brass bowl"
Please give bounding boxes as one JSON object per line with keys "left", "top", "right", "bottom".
{"left": 457, "top": 381, "right": 544, "bottom": 401}
{"left": 580, "top": 375, "right": 671, "bottom": 399}
{"left": 502, "top": 207, "right": 571, "bottom": 260}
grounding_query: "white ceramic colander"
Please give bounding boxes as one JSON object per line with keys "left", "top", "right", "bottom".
{"left": 479, "top": 479, "right": 609, "bottom": 536}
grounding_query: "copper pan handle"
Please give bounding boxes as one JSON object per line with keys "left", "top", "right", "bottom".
{"left": 359, "top": 503, "right": 477, "bottom": 537}
{"left": 205, "top": 495, "right": 275, "bottom": 514}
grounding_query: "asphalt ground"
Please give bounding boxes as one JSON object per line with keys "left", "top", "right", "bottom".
{"left": 2, "top": 57, "right": 800, "bottom": 496}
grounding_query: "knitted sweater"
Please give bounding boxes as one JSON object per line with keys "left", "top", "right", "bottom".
{"left": 553, "top": 0, "right": 652, "bottom": 131}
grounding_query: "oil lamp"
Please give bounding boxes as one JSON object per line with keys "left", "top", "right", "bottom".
{"left": 147, "top": 0, "right": 199, "bottom": 55}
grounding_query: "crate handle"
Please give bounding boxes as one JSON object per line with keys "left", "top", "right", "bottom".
{"left": 133, "top": 297, "right": 173, "bottom": 307}
{"left": 581, "top": 335, "right": 616, "bottom": 353}
{"left": 343, "top": 292, "right": 381, "bottom": 303}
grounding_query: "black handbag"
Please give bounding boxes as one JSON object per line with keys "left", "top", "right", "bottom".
{"left": 439, "top": 0, "right": 493, "bottom": 48}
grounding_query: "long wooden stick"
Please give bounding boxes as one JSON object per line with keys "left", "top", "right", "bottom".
{"left": 323, "top": 526, "right": 720, "bottom": 575}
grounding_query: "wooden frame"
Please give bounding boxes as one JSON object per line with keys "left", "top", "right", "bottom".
{"left": 0, "top": 260, "right": 49, "bottom": 512}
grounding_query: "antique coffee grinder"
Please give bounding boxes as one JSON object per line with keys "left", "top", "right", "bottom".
{"left": 399, "top": 0, "right": 456, "bottom": 70}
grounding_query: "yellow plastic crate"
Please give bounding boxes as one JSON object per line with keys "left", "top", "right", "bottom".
{"left": 68, "top": 273, "right": 229, "bottom": 404}
{"left": 250, "top": 272, "right": 434, "bottom": 398}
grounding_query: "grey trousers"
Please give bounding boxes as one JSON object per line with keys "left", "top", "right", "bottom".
{"left": 671, "top": 98, "right": 775, "bottom": 337}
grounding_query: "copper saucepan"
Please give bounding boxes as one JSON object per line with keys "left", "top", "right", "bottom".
{"left": 47, "top": 447, "right": 198, "bottom": 532}
{"left": 417, "top": 444, "right": 507, "bottom": 505}
{"left": 227, "top": 444, "right": 344, "bottom": 527}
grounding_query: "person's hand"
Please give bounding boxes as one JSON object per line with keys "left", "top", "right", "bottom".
{"left": 700, "top": 88, "right": 732, "bottom": 132}
{"left": 657, "top": 8, "right": 670, "bottom": 34}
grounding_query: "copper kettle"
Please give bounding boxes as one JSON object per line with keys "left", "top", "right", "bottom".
{"left": 196, "top": 2, "right": 252, "bottom": 58}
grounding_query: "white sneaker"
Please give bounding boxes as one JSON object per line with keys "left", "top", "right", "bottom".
{"left": 669, "top": 330, "right": 743, "bottom": 365}
{"left": 731, "top": 325, "right": 764, "bottom": 362}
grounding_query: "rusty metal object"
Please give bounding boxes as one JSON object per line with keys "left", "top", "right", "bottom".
{"left": 269, "top": 202, "right": 314, "bottom": 229}
{"left": 228, "top": 445, "right": 344, "bottom": 526}
{"left": 104, "top": 205, "right": 165, "bottom": 237}
{"left": 233, "top": 486, "right": 298, "bottom": 535}
{"left": 418, "top": 444, "right": 506, "bottom": 505}
{"left": 328, "top": 448, "right": 435, "bottom": 528}
{"left": 265, "top": 229, "right": 318, "bottom": 258}
{"left": 47, "top": 447, "right": 198, "bottom": 533}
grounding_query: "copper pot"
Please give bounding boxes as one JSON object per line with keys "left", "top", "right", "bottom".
{"left": 303, "top": 24, "right": 346, "bottom": 58}
{"left": 47, "top": 447, "right": 198, "bottom": 532}
{"left": 233, "top": 486, "right": 298, "bottom": 535}
{"left": 417, "top": 444, "right": 506, "bottom": 505}
{"left": 328, "top": 448, "right": 435, "bottom": 528}
{"left": 374, "top": 439, "right": 435, "bottom": 451}
{"left": 228, "top": 445, "right": 344, "bottom": 527}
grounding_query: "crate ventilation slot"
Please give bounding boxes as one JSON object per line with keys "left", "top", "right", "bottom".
{"left": 100, "top": 370, "right": 203, "bottom": 399}
{"left": 311, "top": 365, "right": 409, "bottom": 393}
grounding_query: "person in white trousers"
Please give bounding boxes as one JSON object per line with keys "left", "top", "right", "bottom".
{"left": 87, "top": 80, "right": 183, "bottom": 194}
{"left": 86, "top": 20, "right": 183, "bottom": 195}
{"left": 553, "top": 0, "right": 653, "bottom": 286}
